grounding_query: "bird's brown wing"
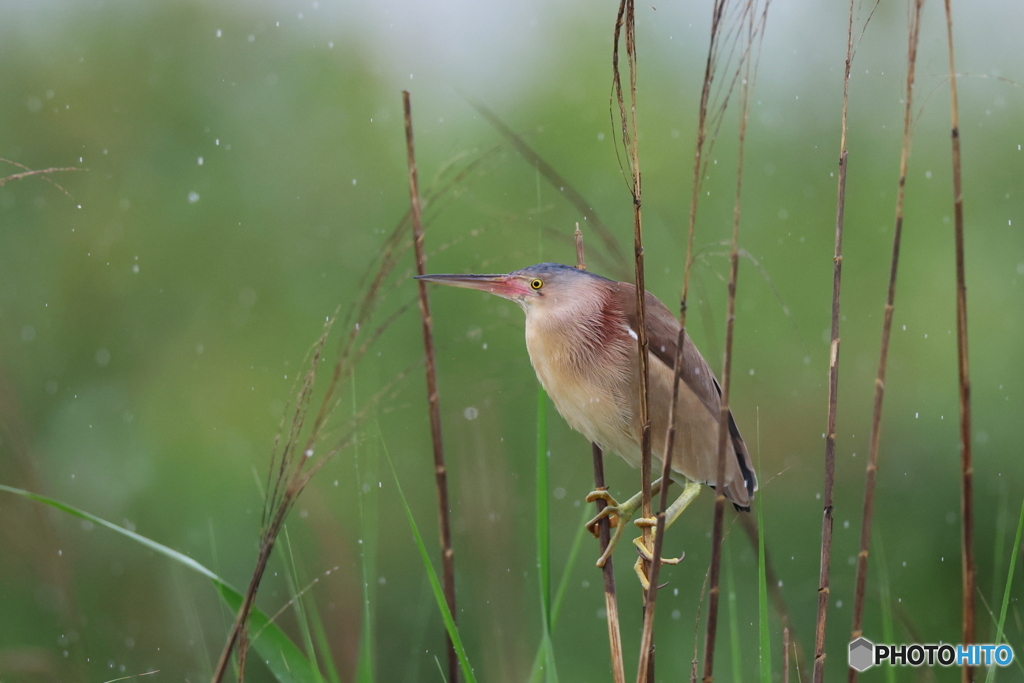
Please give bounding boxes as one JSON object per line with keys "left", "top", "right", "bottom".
{"left": 614, "top": 282, "right": 758, "bottom": 506}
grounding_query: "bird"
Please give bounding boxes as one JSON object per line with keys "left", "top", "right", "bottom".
{"left": 416, "top": 262, "right": 756, "bottom": 585}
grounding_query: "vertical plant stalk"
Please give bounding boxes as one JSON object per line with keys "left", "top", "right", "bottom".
{"left": 702, "top": 11, "right": 758, "bottom": 678}
{"left": 403, "top": 90, "right": 459, "bottom": 683}
{"left": 942, "top": 4, "right": 974, "bottom": 681}
{"left": 848, "top": 4, "right": 923, "bottom": 681}
{"left": 577, "top": 225, "right": 627, "bottom": 683}
{"left": 813, "top": 3, "right": 855, "bottom": 681}
{"left": 783, "top": 627, "right": 791, "bottom": 683}
{"left": 610, "top": 1, "right": 658, "bottom": 680}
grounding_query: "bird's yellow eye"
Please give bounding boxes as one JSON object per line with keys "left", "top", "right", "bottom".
{"left": 530, "top": 278, "right": 544, "bottom": 290}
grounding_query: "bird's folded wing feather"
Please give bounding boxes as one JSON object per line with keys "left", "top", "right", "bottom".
{"left": 614, "top": 283, "right": 722, "bottom": 420}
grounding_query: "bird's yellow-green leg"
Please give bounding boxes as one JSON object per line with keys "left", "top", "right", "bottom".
{"left": 585, "top": 478, "right": 667, "bottom": 568}
{"left": 632, "top": 478, "right": 702, "bottom": 590}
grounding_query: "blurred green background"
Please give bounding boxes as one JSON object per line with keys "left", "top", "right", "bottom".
{"left": 1, "top": 0, "right": 1022, "bottom": 681}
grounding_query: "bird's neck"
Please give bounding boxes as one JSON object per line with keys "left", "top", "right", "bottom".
{"left": 524, "top": 289, "right": 630, "bottom": 375}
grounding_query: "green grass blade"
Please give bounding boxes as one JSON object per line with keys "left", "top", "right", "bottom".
{"left": 726, "top": 541, "right": 744, "bottom": 683}
{"left": 537, "top": 387, "right": 551, "bottom": 630}
{"left": 551, "top": 505, "right": 590, "bottom": 628}
{"left": 755, "top": 426, "right": 771, "bottom": 683}
{"left": 306, "top": 591, "right": 343, "bottom": 683}
{"left": 217, "top": 583, "right": 321, "bottom": 683}
{"left": 354, "top": 377, "right": 378, "bottom": 683}
{"left": 873, "top": 532, "right": 896, "bottom": 683}
{"left": 534, "top": 387, "right": 559, "bottom": 683}
{"left": 282, "top": 527, "right": 325, "bottom": 683}
{"left": 984, "top": 497, "right": 1024, "bottom": 683}
{"left": 528, "top": 505, "right": 589, "bottom": 683}
{"left": 381, "top": 437, "right": 479, "bottom": 683}
{"left": 0, "top": 483, "right": 320, "bottom": 683}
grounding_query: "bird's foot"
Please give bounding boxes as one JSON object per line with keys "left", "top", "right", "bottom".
{"left": 585, "top": 489, "right": 634, "bottom": 568}
{"left": 585, "top": 489, "right": 623, "bottom": 533}
{"left": 631, "top": 517, "right": 686, "bottom": 590}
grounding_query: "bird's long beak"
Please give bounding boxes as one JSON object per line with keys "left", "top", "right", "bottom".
{"left": 414, "top": 273, "right": 530, "bottom": 300}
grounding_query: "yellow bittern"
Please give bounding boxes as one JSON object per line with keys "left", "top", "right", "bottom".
{"left": 417, "top": 263, "right": 756, "bottom": 584}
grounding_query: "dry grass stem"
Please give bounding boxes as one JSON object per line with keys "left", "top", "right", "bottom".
{"left": 783, "top": 626, "right": 791, "bottom": 683}
{"left": 701, "top": 6, "right": 766, "bottom": 681}
{"left": 403, "top": 90, "right": 460, "bottom": 683}
{"left": 0, "top": 158, "right": 81, "bottom": 196}
{"left": 608, "top": 1, "right": 658, "bottom": 679}
{"left": 812, "top": 2, "right": 856, "bottom": 681}
{"left": 210, "top": 123, "right": 429, "bottom": 682}
{"left": 942, "top": 2, "right": 975, "bottom": 680}
{"left": 848, "top": 3, "right": 924, "bottom": 681}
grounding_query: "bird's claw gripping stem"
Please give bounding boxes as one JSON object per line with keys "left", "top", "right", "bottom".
{"left": 585, "top": 489, "right": 631, "bottom": 568}
{"left": 632, "top": 519, "right": 686, "bottom": 590}
{"left": 585, "top": 490, "right": 624, "bottom": 534}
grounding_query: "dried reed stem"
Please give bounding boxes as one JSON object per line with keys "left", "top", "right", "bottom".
{"left": 812, "top": 2, "right": 855, "bottom": 681}
{"left": 577, "top": 226, "right": 627, "bottom": 683}
{"left": 701, "top": 8, "right": 758, "bottom": 678}
{"left": 848, "top": 4, "right": 923, "bottom": 681}
{"left": 941, "top": 3, "right": 974, "bottom": 680}
{"left": 783, "top": 626, "right": 791, "bottom": 683}
{"left": 610, "top": 1, "right": 657, "bottom": 679}
{"left": 593, "top": 443, "right": 628, "bottom": 683}
{"left": 403, "top": 90, "right": 460, "bottom": 683}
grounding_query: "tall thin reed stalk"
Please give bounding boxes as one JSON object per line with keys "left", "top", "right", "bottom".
{"left": 701, "top": 6, "right": 762, "bottom": 679}
{"left": 941, "top": 4, "right": 975, "bottom": 681}
{"left": 813, "top": 2, "right": 856, "bottom": 680}
{"left": 403, "top": 90, "right": 460, "bottom": 683}
{"left": 576, "top": 226, "right": 627, "bottom": 683}
{"left": 848, "top": 3, "right": 924, "bottom": 681}
{"left": 609, "top": 2, "right": 658, "bottom": 680}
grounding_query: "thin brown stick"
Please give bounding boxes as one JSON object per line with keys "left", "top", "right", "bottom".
{"left": 609, "top": 1, "right": 656, "bottom": 679}
{"left": 403, "top": 90, "right": 459, "bottom": 683}
{"left": 783, "top": 627, "right": 791, "bottom": 683}
{"left": 578, "top": 225, "right": 627, "bottom": 683}
{"left": 702, "top": 19, "right": 753, "bottom": 683}
{"left": 0, "top": 159, "right": 81, "bottom": 197}
{"left": 593, "top": 443, "right": 628, "bottom": 683}
{"left": 701, "top": 3, "right": 768, "bottom": 680}
{"left": 942, "top": 2, "right": 974, "bottom": 680}
{"left": 813, "top": 2, "right": 855, "bottom": 681}
{"left": 574, "top": 223, "right": 587, "bottom": 271}
{"left": 848, "top": 3, "right": 923, "bottom": 681}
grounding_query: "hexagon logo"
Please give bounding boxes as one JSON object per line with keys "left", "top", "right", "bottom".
{"left": 849, "top": 637, "right": 875, "bottom": 672}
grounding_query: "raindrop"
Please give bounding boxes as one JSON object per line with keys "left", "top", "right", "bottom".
{"left": 464, "top": 407, "right": 479, "bottom": 420}
{"left": 197, "top": 156, "right": 204, "bottom": 165}
{"left": 188, "top": 191, "right": 200, "bottom": 204}
{"left": 216, "top": 29, "right": 222, "bottom": 37}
